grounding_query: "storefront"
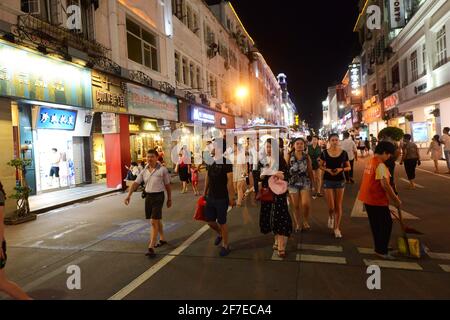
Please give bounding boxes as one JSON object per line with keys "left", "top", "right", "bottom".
{"left": 0, "top": 40, "right": 93, "bottom": 195}
{"left": 91, "top": 70, "right": 128, "bottom": 184}
{"left": 362, "top": 96, "right": 385, "bottom": 138}
{"left": 127, "top": 82, "right": 178, "bottom": 168}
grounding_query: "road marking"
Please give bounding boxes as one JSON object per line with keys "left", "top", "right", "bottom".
{"left": 363, "top": 259, "right": 423, "bottom": 271}
{"left": 439, "top": 265, "right": 450, "bottom": 273}
{"left": 424, "top": 246, "right": 450, "bottom": 260}
{"left": 297, "top": 254, "right": 347, "bottom": 265}
{"left": 399, "top": 178, "right": 425, "bottom": 189}
{"left": 417, "top": 168, "right": 450, "bottom": 180}
{"left": 22, "top": 255, "right": 90, "bottom": 292}
{"left": 298, "top": 243, "right": 343, "bottom": 253}
{"left": 358, "top": 247, "right": 375, "bottom": 255}
{"left": 271, "top": 251, "right": 283, "bottom": 261}
{"left": 351, "top": 193, "right": 419, "bottom": 220}
{"left": 108, "top": 224, "right": 210, "bottom": 300}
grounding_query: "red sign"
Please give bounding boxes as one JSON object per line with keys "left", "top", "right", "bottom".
{"left": 384, "top": 93, "right": 399, "bottom": 111}
{"left": 363, "top": 105, "right": 382, "bottom": 123}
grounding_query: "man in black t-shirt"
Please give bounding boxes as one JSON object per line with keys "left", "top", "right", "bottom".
{"left": 203, "top": 139, "right": 235, "bottom": 257}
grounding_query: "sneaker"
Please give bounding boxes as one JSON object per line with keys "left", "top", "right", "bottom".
{"left": 334, "top": 229, "right": 342, "bottom": 239}
{"left": 219, "top": 246, "right": 231, "bottom": 257}
{"left": 145, "top": 248, "right": 156, "bottom": 258}
{"left": 214, "top": 236, "right": 223, "bottom": 246}
{"left": 312, "top": 193, "right": 317, "bottom": 200}
{"left": 327, "top": 217, "right": 334, "bottom": 229}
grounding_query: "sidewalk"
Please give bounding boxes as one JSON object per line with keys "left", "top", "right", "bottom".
{"left": 29, "top": 183, "right": 121, "bottom": 214}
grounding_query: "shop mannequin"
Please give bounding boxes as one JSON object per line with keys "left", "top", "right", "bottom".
{"left": 49, "top": 148, "right": 61, "bottom": 188}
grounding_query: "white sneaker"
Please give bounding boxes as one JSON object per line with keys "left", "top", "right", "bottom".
{"left": 334, "top": 229, "right": 342, "bottom": 239}
{"left": 327, "top": 217, "right": 334, "bottom": 229}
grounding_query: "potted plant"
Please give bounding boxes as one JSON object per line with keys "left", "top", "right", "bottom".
{"left": 4, "top": 158, "right": 36, "bottom": 225}
{"left": 430, "top": 108, "right": 440, "bottom": 118}
{"left": 378, "top": 127, "right": 405, "bottom": 142}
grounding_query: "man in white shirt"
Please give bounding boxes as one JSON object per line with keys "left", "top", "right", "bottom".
{"left": 341, "top": 132, "right": 358, "bottom": 184}
{"left": 441, "top": 127, "right": 450, "bottom": 174}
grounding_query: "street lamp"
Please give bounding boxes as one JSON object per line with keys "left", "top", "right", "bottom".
{"left": 236, "top": 86, "right": 249, "bottom": 99}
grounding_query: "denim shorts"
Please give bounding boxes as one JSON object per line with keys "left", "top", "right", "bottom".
{"left": 205, "top": 197, "right": 229, "bottom": 225}
{"left": 288, "top": 185, "right": 311, "bottom": 194}
{"left": 323, "top": 180, "right": 346, "bottom": 190}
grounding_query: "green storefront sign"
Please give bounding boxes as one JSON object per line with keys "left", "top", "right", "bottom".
{"left": 0, "top": 41, "right": 92, "bottom": 108}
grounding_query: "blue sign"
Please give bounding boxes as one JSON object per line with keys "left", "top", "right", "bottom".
{"left": 37, "top": 107, "right": 77, "bottom": 130}
{"left": 191, "top": 106, "right": 215, "bottom": 124}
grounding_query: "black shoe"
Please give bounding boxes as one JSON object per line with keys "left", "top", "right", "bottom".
{"left": 219, "top": 246, "right": 231, "bottom": 257}
{"left": 145, "top": 248, "right": 156, "bottom": 258}
{"left": 214, "top": 236, "right": 223, "bottom": 246}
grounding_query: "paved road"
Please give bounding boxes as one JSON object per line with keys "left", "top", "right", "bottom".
{"left": 2, "top": 158, "right": 450, "bottom": 300}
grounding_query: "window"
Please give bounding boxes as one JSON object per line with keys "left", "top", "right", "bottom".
{"left": 175, "top": 52, "right": 181, "bottom": 83}
{"left": 196, "top": 67, "right": 202, "bottom": 89}
{"left": 186, "top": 5, "right": 193, "bottom": 30}
{"left": 436, "top": 25, "right": 447, "bottom": 68}
{"left": 172, "top": 0, "right": 183, "bottom": 20}
{"left": 422, "top": 44, "right": 427, "bottom": 75}
{"left": 391, "top": 63, "right": 400, "bottom": 90}
{"left": 190, "top": 63, "right": 196, "bottom": 88}
{"left": 402, "top": 58, "right": 408, "bottom": 87}
{"left": 126, "top": 18, "right": 159, "bottom": 72}
{"left": 410, "top": 51, "right": 418, "bottom": 82}
{"left": 21, "top": 0, "right": 40, "bottom": 14}
{"left": 204, "top": 24, "right": 215, "bottom": 46}
{"left": 182, "top": 58, "right": 189, "bottom": 86}
{"left": 208, "top": 74, "right": 217, "bottom": 98}
{"left": 192, "top": 12, "right": 199, "bottom": 35}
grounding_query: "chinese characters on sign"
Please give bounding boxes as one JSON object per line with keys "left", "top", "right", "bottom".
{"left": 384, "top": 93, "right": 399, "bottom": 111}
{"left": 0, "top": 42, "right": 92, "bottom": 108}
{"left": 37, "top": 107, "right": 77, "bottom": 130}
{"left": 349, "top": 63, "right": 361, "bottom": 96}
{"left": 92, "top": 71, "right": 127, "bottom": 113}
{"left": 363, "top": 105, "right": 382, "bottom": 124}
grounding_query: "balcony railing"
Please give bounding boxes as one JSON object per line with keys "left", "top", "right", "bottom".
{"left": 14, "top": 14, "right": 108, "bottom": 58}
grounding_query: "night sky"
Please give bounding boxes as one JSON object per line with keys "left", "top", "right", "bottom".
{"left": 231, "top": 1, "right": 362, "bottom": 130}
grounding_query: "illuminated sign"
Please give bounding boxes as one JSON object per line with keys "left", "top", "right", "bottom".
{"left": 389, "top": 0, "right": 406, "bottom": 29}
{"left": 411, "top": 122, "right": 429, "bottom": 142}
{"left": 349, "top": 63, "right": 361, "bottom": 96}
{"left": 37, "top": 107, "right": 77, "bottom": 131}
{"left": 367, "top": 5, "right": 382, "bottom": 30}
{"left": 92, "top": 71, "right": 127, "bottom": 113}
{"left": 127, "top": 83, "right": 178, "bottom": 122}
{"left": 0, "top": 41, "right": 92, "bottom": 108}
{"left": 67, "top": 5, "right": 82, "bottom": 32}
{"left": 384, "top": 93, "right": 399, "bottom": 111}
{"left": 191, "top": 107, "right": 215, "bottom": 124}
{"left": 363, "top": 105, "right": 382, "bottom": 123}
{"left": 220, "top": 117, "right": 227, "bottom": 126}
{"left": 141, "top": 119, "right": 158, "bottom": 132}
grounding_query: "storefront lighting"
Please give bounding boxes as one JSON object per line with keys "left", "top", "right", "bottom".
{"left": 339, "top": 105, "right": 345, "bottom": 109}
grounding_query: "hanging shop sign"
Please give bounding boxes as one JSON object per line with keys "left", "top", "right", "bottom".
{"left": 220, "top": 117, "right": 227, "bottom": 126}
{"left": 101, "top": 112, "right": 118, "bottom": 134}
{"left": 0, "top": 41, "right": 92, "bottom": 108}
{"left": 349, "top": 63, "right": 361, "bottom": 96}
{"left": 37, "top": 107, "right": 77, "bottom": 131}
{"left": 363, "top": 105, "right": 382, "bottom": 124}
{"left": 127, "top": 83, "right": 178, "bottom": 122}
{"left": 384, "top": 93, "right": 399, "bottom": 111}
{"left": 92, "top": 71, "right": 127, "bottom": 113}
{"left": 389, "top": 0, "right": 406, "bottom": 29}
{"left": 191, "top": 107, "right": 215, "bottom": 124}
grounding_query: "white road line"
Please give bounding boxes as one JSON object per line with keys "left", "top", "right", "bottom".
{"left": 297, "top": 254, "right": 347, "bottom": 265}
{"left": 439, "top": 265, "right": 450, "bottom": 273}
{"left": 363, "top": 259, "right": 423, "bottom": 271}
{"left": 417, "top": 168, "right": 450, "bottom": 180}
{"left": 400, "top": 178, "right": 425, "bottom": 189}
{"left": 298, "top": 244, "right": 343, "bottom": 253}
{"left": 358, "top": 247, "right": 375, "bottom": 255}
{"left": 108, "top": 224, "right": 210, "bottom": 300}
{"left": 22, "top": 255, "right": 90, "bottom": 292}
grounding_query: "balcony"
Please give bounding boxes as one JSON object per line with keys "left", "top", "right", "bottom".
{"left": 13, "top": 14, "right": 108, "bottom": 58}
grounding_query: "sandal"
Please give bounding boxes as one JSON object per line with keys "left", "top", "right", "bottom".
{"left": 155, "top": 240, "right": 168, "bottom": 248}
{"left": 278, "top": 250, "right": 287, "bottom": 258}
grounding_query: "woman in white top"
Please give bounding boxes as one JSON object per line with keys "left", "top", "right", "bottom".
{"left": 428, "top": 135, "right": 442, "bottom": 173}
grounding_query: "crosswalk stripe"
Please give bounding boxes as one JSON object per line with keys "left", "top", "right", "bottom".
{"left": 425, "top": 251, "right": 450, "bottom": 261}
{"left": 297, "top": 254, "right": 347, "bottom": 265}
{"left": 417, "top": 168, "right": 450, "bottom": 180}
{"left": 439, "top": 265, "right": 450, "bottom": 273}
{"left": 400, "top": 178, "right": 425, "bottom": 188}
{"left": 358, "top": 247, "right": 375, "bottom": 255}
{"left": 298, "top": 243, "right": 343, "bottom": 253}
{"left": 363, "top": 259, "right": 423, "bottom": 271}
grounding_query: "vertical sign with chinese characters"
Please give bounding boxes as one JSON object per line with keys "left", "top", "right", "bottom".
{"left": 389, "top": 0, "right": 406, "bottom": 29}
{"left": 349, "top": 63, "right": 361, "bottom": 96}
{"left": 92, "top": 71, "right": 127, "bottom": 113}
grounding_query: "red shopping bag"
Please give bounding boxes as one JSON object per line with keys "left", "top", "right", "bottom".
{"left": 194, "top": 196, "right": 207, "bottom": 221}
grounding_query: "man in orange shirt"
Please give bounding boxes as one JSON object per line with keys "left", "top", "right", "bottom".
{"left": 359, "top": 141, "right": 402, "bottom": 260}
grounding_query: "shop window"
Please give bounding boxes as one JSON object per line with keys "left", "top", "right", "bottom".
{"left": 126, "top": 18, "right": 159, "bottom": 72}
{"left": 410, "top": 50, "right": 418, "bottom": 82}
{"left": 435, "top": 25, "right": 447, "bottom": 69}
